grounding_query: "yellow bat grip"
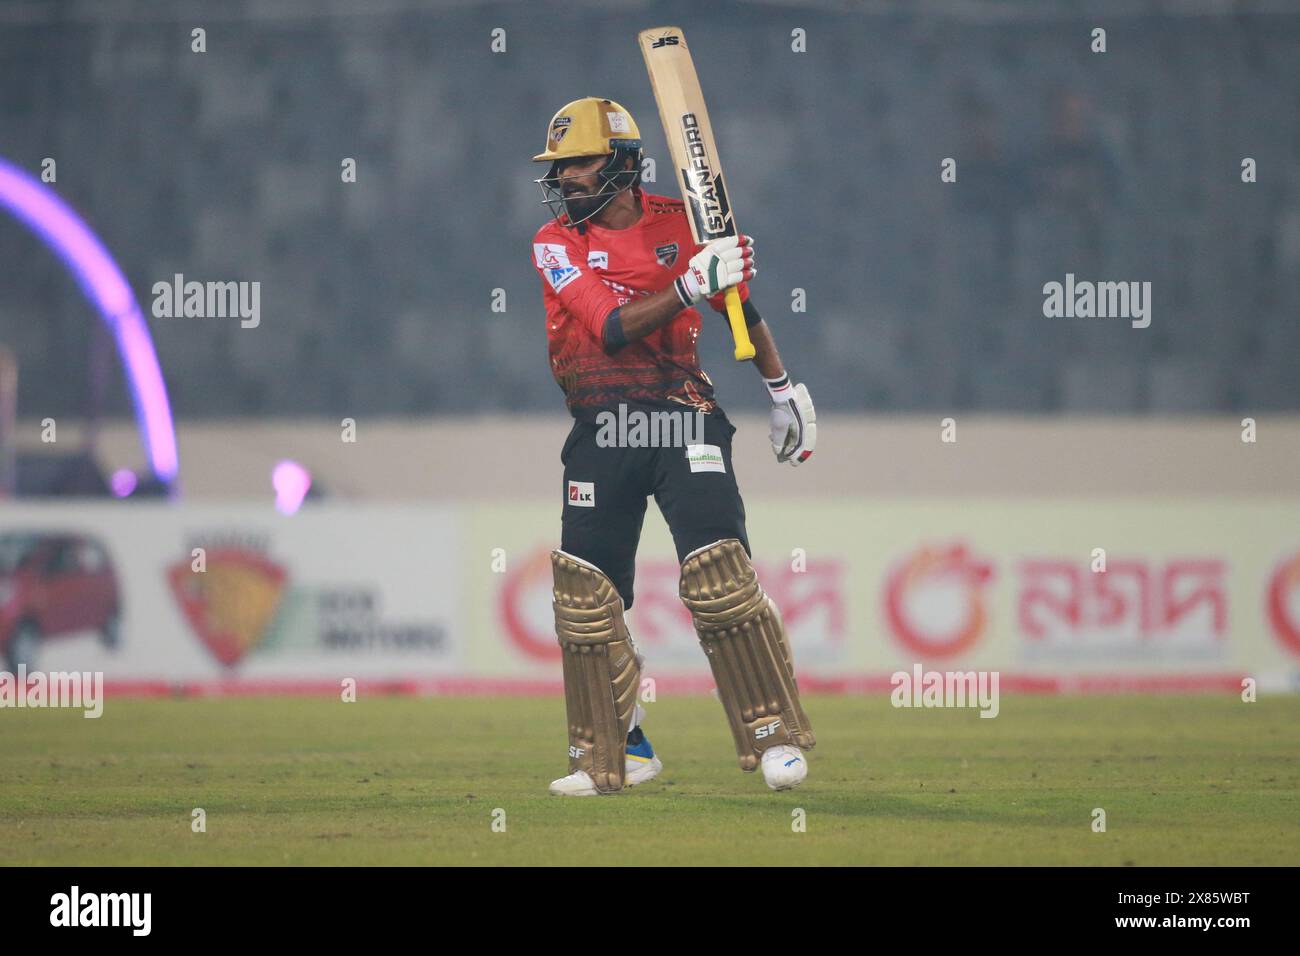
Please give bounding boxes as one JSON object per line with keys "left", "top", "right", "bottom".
{"left": 725, "top": 287, "right": 755, "bottom": 361}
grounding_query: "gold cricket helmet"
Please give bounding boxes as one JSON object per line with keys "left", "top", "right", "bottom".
{"left": 533, "top": 97, "right": 641, "bottom": 162}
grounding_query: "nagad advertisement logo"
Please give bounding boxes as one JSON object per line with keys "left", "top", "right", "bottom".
{"left": 1017, "top": 557, "right": 1226, "bottom": 652}
{"left": 884, "top": 543, "right": 995, "bottom": 658}
{"left": 167, "top": 547, "right": 287, "bottom": 667}
{"left": 1266, "top": 552, "right": 1300, "bottom": 657}
{"left": 885, "top": 543, "right": 1236, "bottom": 660}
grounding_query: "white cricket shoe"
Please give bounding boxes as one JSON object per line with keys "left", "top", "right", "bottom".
{"left": 548, "top": 754, "right": 663, "bottom": 797}
{"left": 761, "top": 745, "right": 808, "bottom": 791}
{"left": 550, "top": 706, "right": 661, "bottom": 796}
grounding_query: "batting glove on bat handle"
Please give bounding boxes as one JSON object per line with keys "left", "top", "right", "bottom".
{"left": 766, "top": 376, "right": 817, "bottom": 466}
{"left": 675, "top": 235, "right": 755, "bottom": 307}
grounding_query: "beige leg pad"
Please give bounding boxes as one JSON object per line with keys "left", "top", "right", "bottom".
{"left": 680, "top": 539, "right": 816, "bottom": 771}
{"left": 552, "top": 551, "right": 642, "bottom": 794}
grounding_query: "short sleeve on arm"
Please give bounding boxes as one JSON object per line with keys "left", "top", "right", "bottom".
{"left": 532, "top": 236, "right": 620, "bottom": 341}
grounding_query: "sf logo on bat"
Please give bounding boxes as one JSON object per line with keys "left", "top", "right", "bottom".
{"left": 677, "top": 113, "right": 734, "bottom": 239}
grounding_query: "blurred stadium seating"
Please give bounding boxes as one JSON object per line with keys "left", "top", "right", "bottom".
{"left": 0, "top": 0, "right": 1296, "bottom": 422}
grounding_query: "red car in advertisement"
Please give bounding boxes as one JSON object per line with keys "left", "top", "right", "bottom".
{"left": 0, "top": 533, "right": 121, "bottom": 671}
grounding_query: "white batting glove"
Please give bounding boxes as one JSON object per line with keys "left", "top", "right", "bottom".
{"left": 766, "top": 375, "right": 816, "bottom": 466}
{"left": 674, "top": 235, "right": 755, "bottom": 306}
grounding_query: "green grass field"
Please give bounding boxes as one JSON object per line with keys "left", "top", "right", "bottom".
{"left": 2, "top": 694, "right": 1297, "bottom": 865}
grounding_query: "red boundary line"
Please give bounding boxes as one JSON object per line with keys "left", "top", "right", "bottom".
{"left": 100, "top": 673, "right": 1250, "bottom": 698}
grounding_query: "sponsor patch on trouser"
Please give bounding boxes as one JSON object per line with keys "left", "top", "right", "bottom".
{"left": 567, "top": 480, "right": 595, "bottom": 506}
{"left": 686, "top": 444, "right": 726, "bottom": 473}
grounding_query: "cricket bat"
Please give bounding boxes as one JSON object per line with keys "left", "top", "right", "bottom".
{"left": 638, "top": 25, "right": 756, "bottom": 361}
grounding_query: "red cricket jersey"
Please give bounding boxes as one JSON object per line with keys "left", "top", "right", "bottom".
{"left": 531, "top": 188, "right": 749, "bottom": 421}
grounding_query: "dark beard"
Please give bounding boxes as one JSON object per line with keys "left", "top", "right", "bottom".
{"left": 562, "top": 193, "right": 604, "bottom": 224}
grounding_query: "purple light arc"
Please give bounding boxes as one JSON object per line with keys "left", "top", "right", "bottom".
{"left": 0, "top": 157, "right": 178, "bottom": 488}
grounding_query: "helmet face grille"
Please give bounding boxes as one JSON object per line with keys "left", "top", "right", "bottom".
{"left": 535, "top": 148, "right": 642, "bottom": 228}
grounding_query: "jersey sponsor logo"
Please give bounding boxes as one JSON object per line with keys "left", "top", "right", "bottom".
{"left": 587, "top": 250, "right": 608, "bottom": 269}
{"left": 567, "top": 480, "right": 595, "bottom": 507}
{"left": 655, "top": 242, "right": 679, "bottom": 267}
{"left": 548, "top": 266, "right": 579, "bottom": 291}
{"left": 685, "top": 443, "right": 726, "bottom": 474}
{"left": 535, "top": 242, "right": 572, "bottom": 269}
{"left": 535, "top": 243, "right": 581, "bottom": 292}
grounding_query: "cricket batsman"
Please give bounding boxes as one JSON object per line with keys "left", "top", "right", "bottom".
{"left": 530, "top": 98, "right": 817, "bottom": 796}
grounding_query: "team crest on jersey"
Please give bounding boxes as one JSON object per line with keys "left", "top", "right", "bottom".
{"left": 587, "top": 250, "right": 608, "bottom": 269}
{"left": 655, "top": 242, "right": 679, "bottom": 267}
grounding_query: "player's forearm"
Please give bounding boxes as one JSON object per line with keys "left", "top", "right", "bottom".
{"left": 748, "top": 318, "right": 785, "bottom": 380}
{"left": 739, "top": 296, "right": 784, "bottom": 378}
{"left": 601, "top": 286, "right": 685, "bottom": 351}
{"left": 601, "top": 236, "right": 755, "bottom": 353}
